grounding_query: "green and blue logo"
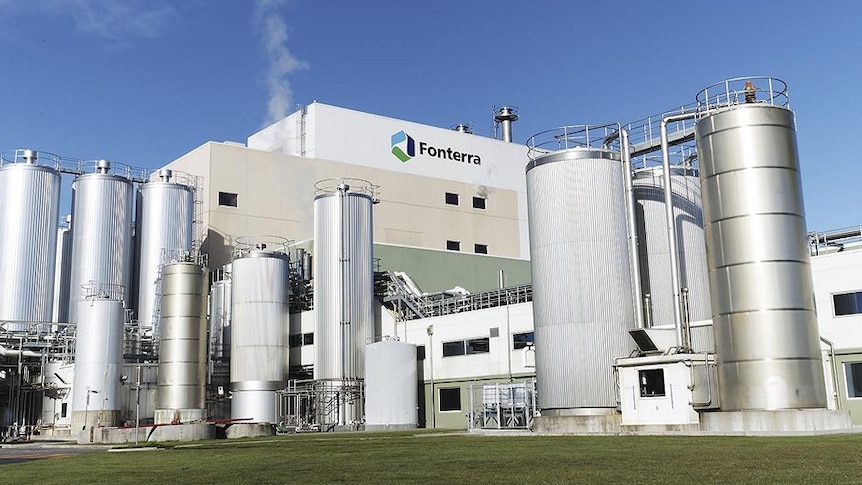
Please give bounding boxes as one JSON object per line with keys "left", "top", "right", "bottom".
{"left": 391, "top": 130, "right": 415, "bottom": 163}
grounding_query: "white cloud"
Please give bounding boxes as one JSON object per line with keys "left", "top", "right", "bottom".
{"left": 253, "top": 0, "right": 308, "bottom": 126}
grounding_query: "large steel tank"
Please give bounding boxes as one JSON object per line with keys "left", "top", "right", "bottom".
{"left": 365, "top": 339, "right": 418, "bottom": 431}
{"left": 135, "top": 169, "right": 195, "bottom": 337}
{"left": 155, "top": 262, "right": 208, "bottom": 424}
{"left": 68, "top": 161, "right": 134, "bottom": 323}
{"left": 0, "top": 150, "right": 61, "bottom": 330}
{"left": 526, "top": 126, "right": 636, "bottom": 413}
{"left": 71, "top": 284, "right": 125, "bottom": 430}
{"left": 52, "top": 216, "right": 73, "bottom": 323}
{"left": 313, "top": 180, "right": 376, "bottom": 382}
{"left": 209, "top": 268, "right": 232, "bottom": 361}
{"left": 695, "top": 77, "right": 826, "bottom": 410}
{"left": 230, "top": 239, "right": 290, "bottom": 423}
{"left": 633, "top": 166, "right": 711, "bottom": 326}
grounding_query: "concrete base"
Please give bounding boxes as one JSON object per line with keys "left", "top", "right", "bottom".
{"left": 154, "top": 408, "right": 206, "bottom": 425}
{"left": 533, "top": 414, "right": 621, "bottom": 435}
{"left": 77, "top": 422, "right": 216, "bottom": 444}
{"left": 71, "top": 410, "right": 121, "bottom": 431}
{"left": 620, "top": 423, "right": 701, "bottom": 435}
{"left": 365, "top": 423, "right": 417, "bottom": 432}
{"left": 699, "top": 409, "right": 852, "bottom": 435}
{"left": 224, "top": 423, "right": 275, "bottom": 439}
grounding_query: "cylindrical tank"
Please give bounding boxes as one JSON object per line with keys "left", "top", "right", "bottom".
{"left": 155, "top": 262, "right": 207, "bottom": 424}
{"left": 71, "top": 284, "right": 125, "bottom": 429}
{"left": 40, "top": 360, "right": 74, "bottom": 428}
{"left": 633, "top": 166, "right": 711, "bottom": 326}
{"left": 135, "top": 170, "right": 195, "bottom": 337}
{"left": 230, "top": 241, "right": 290, "bottom": 423}
{"left": 52, "top": 216, "right": 73, "bottom": 324}
{"left": 695, "top": 98, "right": 826, "bottom": 410}
{"left": 209, "top": 271, "right": 232, "bottom": 361}
{"left": 526, "top": 144, "right": 636, "bottom": 413}
{"left": 313, "top": 181, "right": 375, "bottom": 381}
{"left": 0, "top": 152, "right": 61, "bottom": 330}
{"left": 365, "top": 339, "right": 418, "bottom": 431}
{"left": 68, "top": 161, "right": 134, "bottom": 323}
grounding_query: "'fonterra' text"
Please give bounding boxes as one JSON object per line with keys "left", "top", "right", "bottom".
{"left": 418, "top": 141, "right": 481, "bottom": 165}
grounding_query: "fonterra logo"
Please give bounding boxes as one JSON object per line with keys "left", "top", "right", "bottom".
{"left": 390, "top": 130, "right": 481, "bottom": 165}
{"left": 391, "top": 130, "right": 415, "bottom": 163}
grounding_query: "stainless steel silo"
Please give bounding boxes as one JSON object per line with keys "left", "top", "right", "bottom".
{"left": 313, "top": 181, "right": 375, "bottom": 382}
{"left": 71, "top": 284, "right": 125, "bottom": 430}
{"left": 155, "top": 262, "right": 208, "bottom": 424}
{"left": 0, "top": 150, "right": 61, "bottom": 330}
{"left": 52, "top": 216, "right": 73, "bottom": 324}
{"left": 135, "top": 169, "right": 195, "bottom": 337}
{"left": 694, "top": 77, "right": 826, "bottom": 410}
{"left": 526, "top": 126, "right": 636, "bottom": 413}
{"left": 230, "top": 239, "right": 290, "bottom": 423}
{"left": 68, "top": 161, "right": 134, "bottom": 323}
{"left": 209, "top": 269, "right": 232, "bottom": 361}
{"left": 633, "top": 166, "right": 711, "bottom": 326}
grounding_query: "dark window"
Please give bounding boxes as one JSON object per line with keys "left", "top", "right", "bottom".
{"left": 472, "top": 196, "right": 486, "bottom": 209}
{"left": 417, "top": 345, "right": 426, "bottom": 361}
{"left": 466, "top": 337, "right": 490, "bottom": 354}
{"left": 218, "top": 191, "right": 238, "bottom": 207}
{"left": 442, "top": 341, "right": 466, "bottom": 357}
{"left": 446, "top": 240, "right": 461, "bottom": 251}
{"left": 474, "top": 243, "right": 488, "bottom": 254}
{"left": 845, "top": 362, "right": 862, "bottom": 398}
{"left": 439, "top": 387, "right": 461, "bottom": 411}
{"left": 303, "top": 333, "right": 314, "bottom": 345}
{"left": 513, "top": 331, "right": 535, "bottom": 350}
{"left": 834, "top": 292, "right": 862, "bottom": 316}
{"left": 445, "top": 192, "right": 459, "bottom": 205}
{"left": 61, "top": 402, "right": 68, "bottom": 418}
{"left": 289, "top": 334, "right": 303, "bottom": 348}
{"left": 639, "top": 369, "right": 666, "bottom": 397}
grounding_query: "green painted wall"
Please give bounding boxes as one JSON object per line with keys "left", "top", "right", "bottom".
{"left": 833, "top": 349, "right": 862, "bottom": 424}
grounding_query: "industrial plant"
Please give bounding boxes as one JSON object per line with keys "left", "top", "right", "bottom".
{"left": 2, "top": 76, "right": 861, "bottom": 443}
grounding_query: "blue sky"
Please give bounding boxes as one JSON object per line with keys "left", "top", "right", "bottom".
{"left": 0, "top": 0, "right": 859, "bottom": 230}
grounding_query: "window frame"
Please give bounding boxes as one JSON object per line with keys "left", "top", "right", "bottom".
{"left": 832, "top": 290, "right": 862, "bottom": 317}
{"left": 512, "top": 331, "right": 535, "bottom": 350}
{"left": 474, "top": 243, "right": 488, "bottom": 254}
{"left": 472, "top": 196, "right": 486, "bottom": 210}
{"left": 844, "top": 361, "right": 862, "bottom": 399}
{"left": 445, "top": 192, "right": 460, "bottom": 206}
{"left": 218, "top": 191, "right": 238, "bottom": 207}
{"left": 446, "top": 240, "right": 461, "bottom": 251}
{"left": 438, "top": 387, "right": 462, "bottom": 412}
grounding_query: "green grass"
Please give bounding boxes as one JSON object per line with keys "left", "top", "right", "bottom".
{"left": 6, "top": 431, "right": 862, "bottom": 484}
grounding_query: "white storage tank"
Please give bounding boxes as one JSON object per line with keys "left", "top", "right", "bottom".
{"left": 71, "top": 284, "right": 125, "bottom": 430}
{"left": 230, "top": 238, "right": 290, "bottom": 424}
{"left": 526, "top": 125, "right": 637, "bottom": 414}
{"left": 365, "top": 339, "right": 417, "bottom": 431}
{"left": 209, "top": 268, "right": 232, "bottom": 361}
{"left": 68, "top": 160, "right": 134, "bottom": 323}
{"left": 0, "top": 149, "right": 62, "bottom": 330}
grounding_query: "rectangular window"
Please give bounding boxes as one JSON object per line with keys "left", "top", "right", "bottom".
{"left": 446, "top": 240, "right": 461, "bottom": 251}
{"left": 639, "top": 369, "right": 666, "bottom": 397}
{"left": 513, "top": 331, "right": 535, "bottom": 350}
{"left": 218, "top": 191, "right": 238, "bottom": 207}
{"left": 416, "top": 345, "right": 426, "bottom": 361}
{"left": 303, "top": 332, "right": 314, "bottom": 345}
{"left": 445, "top": 192, "right": 459, "bottom": 205}
{"left": 472, "top": 196, "right": 486, "bottom": 209}
{"left": 834, "top": 291, "right": 862, "bottom": 316}
{"left": 439, "top": 387, "right": 461, "bottom": 412}
{"left": 442, "top": 340, "right": 466, "bottom": 357}
{"left": 61, "top": 402, "right": 68, "bottom": 418}
{"left": 474, "top": 243, "right": 488, "bottom": 254}
{"left": 466, "top": 337, "right": 490, "bottom": 354}
{"left": 845, "top": 362, "right": 862, "bottom": 398}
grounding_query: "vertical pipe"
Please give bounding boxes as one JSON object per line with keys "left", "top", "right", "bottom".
{"left": 621, "top": 129, "right": 645, "bottom": 329}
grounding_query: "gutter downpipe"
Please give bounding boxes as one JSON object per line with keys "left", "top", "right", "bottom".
{"left": 660, "top": 112, "right": 699, "bottom": 348}
{"left": 820, "top": 336, "right": 841, "bottom": 410}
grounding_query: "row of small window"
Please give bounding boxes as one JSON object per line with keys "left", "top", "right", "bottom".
{"left": 445, "top": 192, "right": 486, "bottom": 209}
{"left": 417, "top": 332, "right": 534, "bottom": 360}
{"left": 288, "top": 332, "right": 314, "bottom": 348}
{"left": 446, "top": 241, "right": 488, "bottom": 254}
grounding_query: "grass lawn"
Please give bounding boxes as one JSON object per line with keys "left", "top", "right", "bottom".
{"left": 4, "top": 431, "right": 862, "bottom": 484}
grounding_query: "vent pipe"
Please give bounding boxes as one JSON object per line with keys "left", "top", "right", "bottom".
{"left": 96, "top": 159, "right": 111, "bottom": 174}
{"left": 494, "top": 106, "right": 519, "bottom": 142}
{"left": 158, "top": 168, "right": 173, "bottom": 182}
{"left": 452, "top": 123, "right": 473, "bottom": 134}
{"left": 22, "top": 149, "right": 37, "bottom": 164}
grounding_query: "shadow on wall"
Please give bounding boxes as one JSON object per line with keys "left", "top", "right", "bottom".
{"left": 202, "top": 230, "right": 233, "bottom": 269}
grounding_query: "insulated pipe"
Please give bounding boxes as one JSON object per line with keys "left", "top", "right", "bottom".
{"left": 621, "top": 129, "right": 645, "bottom": 329}
{"left": 660, "top": 112, "right": 698, "bottom": 348}
{"left": 0, "top": 344, "right": 42, "bottom": 358}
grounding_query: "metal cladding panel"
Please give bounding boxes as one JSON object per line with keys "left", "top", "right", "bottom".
{"left": 695, "top": 105, "right": 826, "bottom": 410}
{"left": 157, "top": 263, "right": 207, "bottom": 410}
{"left": 365, "top": 340, "right": 418, "bottom": 427}
{"left": 68, "top": 174, "right": 134, "bottom": 323}
{"left": 71, "top": 298, "right": 125, "bottom": 412}
{"left": 526, "top": 149, "right": 636, "bottom": 410}
{"left": 52, "top": 226, "right": 73, "bottom": 323}
{"left": 313, "top": 192, "right": 375, "bottom": 380}
{"left": 230, "top": 253, "right": 288, "bottom": 385}
{"left": 135, "top": 182, "right": 194, "bottom": 333}
{"left": 0, "top": 164, "right": 61, "bottom": 328}
{"left": 633, "top": 169, "right": 711, "bottom": 325}
{"left": 209, "top": 279, "right": 231, "bottom": 359}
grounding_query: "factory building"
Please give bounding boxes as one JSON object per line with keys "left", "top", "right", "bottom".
{"left": 2, "top": 76, "right": 862, "bottom": 441}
